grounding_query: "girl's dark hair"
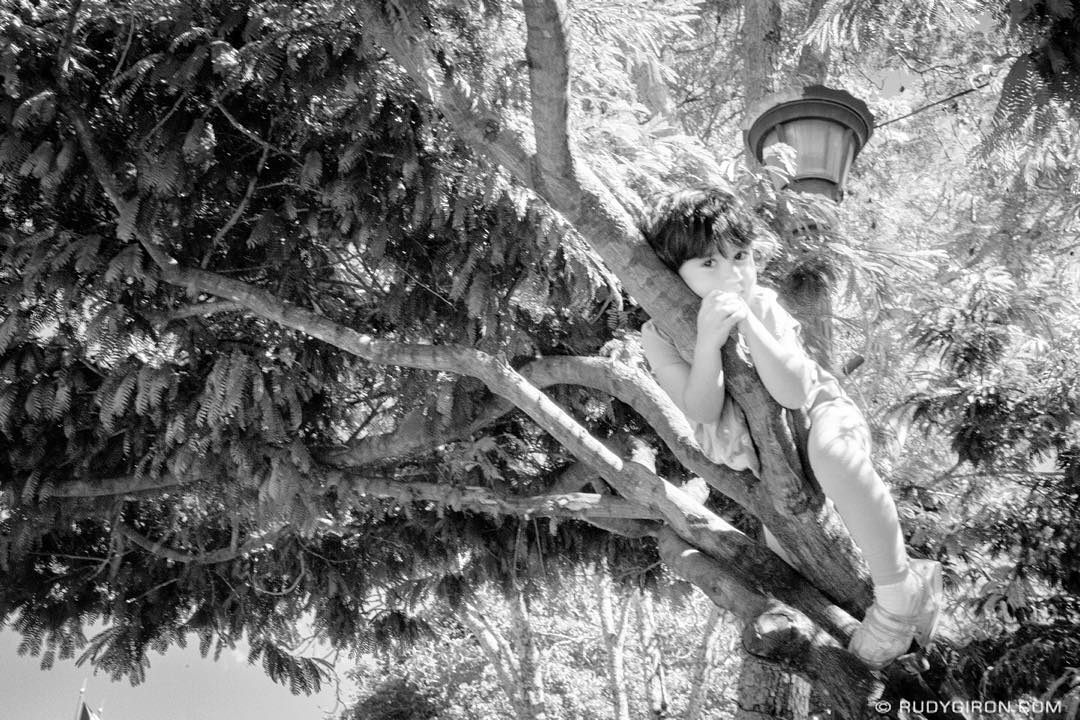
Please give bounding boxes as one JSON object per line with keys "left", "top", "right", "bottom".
{"left": 641, "top": 187, "right": 778, "bottom": 271}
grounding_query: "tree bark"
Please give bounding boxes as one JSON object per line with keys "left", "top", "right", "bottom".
{"left": 461, "top": 604, "right": 531, "bottom": 719}
{"left": 740, "top": 1, "right": 824, "bottom": 716}
{"left": 636, "top": 587, "right": 670, "bottom": 720}
{"left": 656, "top": 529, "right": 881, "bottom": 720}
{"left": 685, "top": 607, "right": 732, "bottom": 720}
{"left": 508, "top": 584, "right": 548, "bottom": 720}
{"left": 736, "top": 648, "right": 812, "bottom": 720}
{"left": 742, "top": 0, "right": 784, "bottom": 110}
{"left": 595, "top": 563, "right": 632, "bottom": 720}
{"left": 796, "top": 0, "right": 831, "bottom": 85}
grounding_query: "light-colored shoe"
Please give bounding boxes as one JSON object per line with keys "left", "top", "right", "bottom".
{"left": 848, "top": 559, "right": 943, "bottom": 670}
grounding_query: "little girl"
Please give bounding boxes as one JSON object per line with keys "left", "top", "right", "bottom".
{"left": 639, "top": 187, "right": 942, "bottom": 669}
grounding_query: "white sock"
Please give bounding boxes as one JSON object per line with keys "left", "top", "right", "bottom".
{"left": 875, "top": 567, "right": 921, "bottom": 616}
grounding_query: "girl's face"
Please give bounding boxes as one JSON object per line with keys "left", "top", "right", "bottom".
{"left": 677, "top": 244, "right": 756, "bottom": 300}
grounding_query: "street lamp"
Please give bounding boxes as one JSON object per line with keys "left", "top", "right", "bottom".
{"left": 743, "top": 85, "right": 875, "bottom": 201}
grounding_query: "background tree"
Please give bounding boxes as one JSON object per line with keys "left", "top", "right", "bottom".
{"left": 347, "top": 567, "right": 742, "bottom": 720}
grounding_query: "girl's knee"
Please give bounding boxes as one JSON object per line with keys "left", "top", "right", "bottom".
{"left": 808, "top": 426, "right": 873, "bottom": 479}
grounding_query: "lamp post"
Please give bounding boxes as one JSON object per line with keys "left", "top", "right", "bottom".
{"left": 743, "top": 85, "right": 875, "bottom": 202}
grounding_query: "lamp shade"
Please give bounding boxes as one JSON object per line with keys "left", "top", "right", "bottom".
{"left": 743, "top": 86, "right": 875, "bottom": 201}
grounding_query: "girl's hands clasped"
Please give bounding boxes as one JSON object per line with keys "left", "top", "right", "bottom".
{"left": 695, "top": 289, "right": 748, "bottom": 350}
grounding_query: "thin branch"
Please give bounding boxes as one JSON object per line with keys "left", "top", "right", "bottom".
{"left": 115, "top": 524, "right": 285, "bottom": 565}
{"left": 143, "top": 300, "right": 246, "bottom": 324}
{"left": 51, "top": 474, "right": 188, "bottom": 499}
{"left": 460, "top": 606, "right": 528, "bottom": 717}
{"left": 56, "top": 0, "right": 84, "bottom": 87}
{"left": 320, "top": 355, "right": 757, "bottom": 510}
{"left": 201, "top": 144, "right": 270, "bottom": 268}
{"left": 875, "top": 81, "right": 991, "bottom": 129}
{"left": 64, "top": 102, "right": 125, "bottom": 208}
{"left": 344, "top": 396, "right": 392, "bottom": 444}
{"left": 251, "top": 553, "right": 305, "bottom": 596}
{"left": 329, "top": 474, "right": 663, "bottom": 521}
{"left": 110, "top": 11, "right": 137, "bottom": 80}
{"left": 139, "top": 89, "right": 190, "bottom": 149}
{"left": 212, "top": 100, "right": 302, "bottom": 166}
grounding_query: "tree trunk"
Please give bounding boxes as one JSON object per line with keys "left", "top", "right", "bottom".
{"left": 739, "top": 4, "right": 818, "bottom": 717}
{"left": 508, "top": 584, "right": 549, "bottom": 720}
{"left": 742, "top": 0, "right": 784, "bottom": 111}
{"left": 461, "top": 603, "right": 532, "bottom": 719}
{"left": 685, "top": 607, "right": 732, "bottom": 720}
{"left": 735, "top": 645, "right": 812, "bottom": 720}
{"left": 636, "top": 587, "right": 670, "bottom": 720}
{"left": 779, "top": 260, "right": 835, "bottom": 370}
{"left": 595, "top": 562, "right": 633, "bottom": 720}
{"left": 796, "top": 0, "right": 830, "bottom": 85}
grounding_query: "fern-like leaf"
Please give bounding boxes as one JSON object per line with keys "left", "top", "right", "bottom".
{"left": 19, "top": 140, "right": 54, "bottom": 179}
{"left": 170, "top": 45, "right": 209, "bottom": 90}
{"left": 300, "top": 150, "right": 323, "bottom": 188}
{"left": 11, "top": 90, "right": 56, "bottom": 130}
{"left": 21, "top": 468, "right": 41, "bottom": 502}
{"left": 134, "top": 365, "right": 157, "bottom": 415}
{"left": 182, "top": 119, "right": 216, "bottom": 165}
{"left": 104, "top": 245, "right": 143, "bottom": 285}
{"left": 466, "top": 270, "right": 489, "bottom": 319}
{"left": 100, "top": 371, "right": 137, "bottom": 431}
{"left": 0, "top": 313, "right": 20, "bottom": 354}
{"left": 222, "top": 351, "right": 249, "bottom": 421}
{"left": 50, "top": 369, "right": 72, "bottom": 419}
{"left": 74, "top": 234, "right": 102, "bottom": 273}
{"left": 24, "top": 382, "right": 52, "bottom": 421}
{"left": 197, "top": 354, "right": 230, "bottom": 426}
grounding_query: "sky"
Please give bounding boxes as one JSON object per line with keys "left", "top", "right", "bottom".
{"left": 0, "top": 628, "right": 355, "bottom": 720}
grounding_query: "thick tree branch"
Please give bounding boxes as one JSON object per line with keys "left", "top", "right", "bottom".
{"left": 322, "top": 355, "right": 758, "bottom": 509}
{"left": 115, "top": 525, "right": 284, "bottom": 565}
{"left": 742, "top": 0, "right": 784, "bottom": 110}
{"left": 657, "top": 529, "right": 877, "bottom": 720}
{"left": 547, "top": 460, "right": 600, "bottom": 495}
{"left": 522, "top": 0, "right": 576, "bottom": 203}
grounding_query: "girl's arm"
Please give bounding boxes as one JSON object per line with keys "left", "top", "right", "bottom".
{"left": 646, "top": 291, "right": 744, "bottom": 423}
{"left": 738, "top": 310, "right": 816, "bottom": 410}
{"left": 648, "top": 339, "right": 727, "bottom": 423}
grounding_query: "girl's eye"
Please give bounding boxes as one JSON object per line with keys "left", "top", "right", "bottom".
{"left": 702, "top": 259, "right": 714, "bottom": 267}
{"left": 734, "top": 250, "right": 752, "bottom": 262}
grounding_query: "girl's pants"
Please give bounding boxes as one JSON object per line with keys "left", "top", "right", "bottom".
{"left": 764, "top": 396, "right": 909, "bottom": 585}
